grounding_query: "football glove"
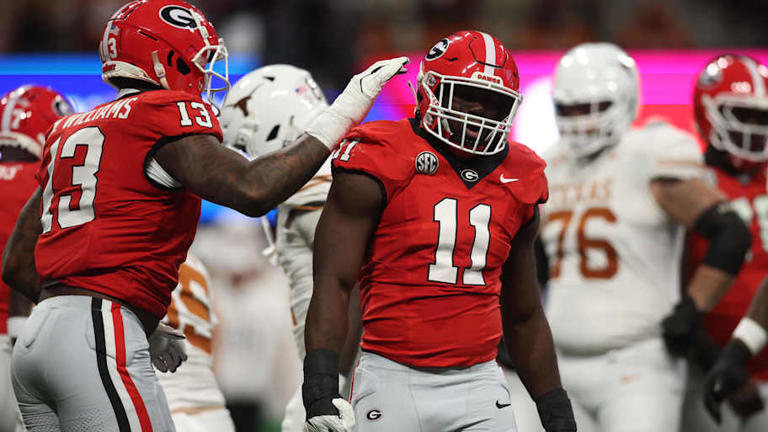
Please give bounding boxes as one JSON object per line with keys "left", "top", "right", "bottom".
{"left": 662, "top": 294, "right": 702, "bottom": 357}
{"left": 148, "top": 322, "right": 187, "bottom": 373}
{"left": 704, "top": 339, "right": 758, "bottom": 423}
{"left": 305, "top": 56, "right": 409, "bottom": 149}
{"left": 306, "top": 398, "right": 355, "bottom": 432}
{"left": 303, "top": 349, "right": 356, "bottom": 432}
{"left": 535, "top": 388, "right": 577, "bottom": 432}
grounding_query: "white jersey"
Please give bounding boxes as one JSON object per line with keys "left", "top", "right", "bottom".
{"left": 540, "top": 122, "right": 705, "bottom": 353}
{"left": 158, "top": 255, "right": 227, "bottom": 411}
{"left": 276, "top": 160, "right": 331, "bottom": 359}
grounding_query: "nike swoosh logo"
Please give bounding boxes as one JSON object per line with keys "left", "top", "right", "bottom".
{"left": 499, "top": 174, "right": 519, "bottom": 184}
{"left": 496, "top": 401, "right": 511, "bottom": 409}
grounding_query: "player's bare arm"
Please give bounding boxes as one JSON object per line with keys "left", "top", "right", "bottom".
{"left": 305, "top": 171, "right": 382, "bottom": 354}
{"left": 157, "top": 57, "right": 407, "bottom": 218}
{"left": 501, "top": 209, "right": 577, "bottom": 431}
{"left": 651, "top": 177, "right": 749, "bottom": 311}
{"left": 303, "top": 170, "right": 383, "bottom": 429}
{"left": 155, "top": 133, "right": 329, "bottom": 217}
{"left": 2, "top": 188, "right": 42, "bottom": 302}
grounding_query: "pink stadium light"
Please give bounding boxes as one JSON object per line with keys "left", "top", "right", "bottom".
{"left": 365, "top": 49, "right": 768, "bottom": 155}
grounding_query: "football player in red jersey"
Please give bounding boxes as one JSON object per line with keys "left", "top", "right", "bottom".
{"left": 0, "top": 85, "right": 72, "bottom": 432}
{"left": 683, "top": 54, "right": 768, "bottom": 432}
{"left": 680, "top": 54, "right": 768, "bottom": 432}
{"left": 303, "top": 31, "right": 576, "bottom": 432}
{"left": 0, "top": 0, "right": 407, "bottom": 430}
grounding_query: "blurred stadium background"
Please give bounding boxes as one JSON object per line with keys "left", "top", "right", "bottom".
{"left": 2, "top": 0, "right": 767, "bottom": 430}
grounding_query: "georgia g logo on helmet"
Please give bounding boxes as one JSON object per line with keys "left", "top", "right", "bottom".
{"left": 160, "top": 5, "right": 197, "bottom": 29}
{"left": 425, "top": 38, "right": 449, "bottom": 61}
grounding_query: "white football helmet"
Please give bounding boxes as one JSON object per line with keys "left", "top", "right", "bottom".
{"left": 221, "top": 64, "right": 328, "bottom": 158}
{"left": 553, "top": 42, "right": 639, "bottom": 157}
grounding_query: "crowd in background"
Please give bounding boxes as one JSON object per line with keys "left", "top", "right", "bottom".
{"left": 1, "top": 0, "right": 768, "bottom": 90}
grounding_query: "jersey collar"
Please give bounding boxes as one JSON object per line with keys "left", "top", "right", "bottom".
{"left": 409, "top": 118, "right": 508, "bottom": 189}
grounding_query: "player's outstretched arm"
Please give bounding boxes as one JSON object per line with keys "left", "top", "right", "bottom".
{"left": 154, "top": 133, "right": 329, "bottom": 217}
{"left": 155, "top": 57, "right": 409, "bottom": 218}
{"left": 302, "top": 171, "right": 384, "bottom": 432}
{"left": 2, "top": 188, "right": 42, "bottom": 302}
{"left": 651, "top": 178, "right": 749, "bottom": 312}
{"left": 501, "top": 209, "right": 576, "bottom": 432}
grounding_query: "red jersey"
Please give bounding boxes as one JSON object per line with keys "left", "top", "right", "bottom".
{"left": 689, "top": 166, "right": 768, "bottom": 380}
{"left": 35, "top": 90, "right": 222, "bottom": 319}
{"left": 0, "top": 161, "right": 38, "bottom": 333}
{"left": 332, "top": 119, "right": 548, "bottom": 368}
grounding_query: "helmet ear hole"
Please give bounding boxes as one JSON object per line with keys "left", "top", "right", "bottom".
{"left": 176, "top": 58, "right": 191, "bottom": 75}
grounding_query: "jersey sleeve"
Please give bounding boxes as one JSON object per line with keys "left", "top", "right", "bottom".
{"left": 507, "top": 141, "right": 549, "bottom": 205}
{"left": 141, "top": 91, "right": 223, "bottom": 142}
{"left": 330, "top": 122, "right": 412, "bottom": 200}
{"left": 641, "top": 122, "right": 705, "bottom": 180}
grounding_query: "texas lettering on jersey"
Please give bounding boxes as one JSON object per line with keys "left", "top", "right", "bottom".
{"left": 331, "top": 118, "right": 547, "bottom": 368}
{"left": 35, "top": 90, "right": 222, "bottom": 319}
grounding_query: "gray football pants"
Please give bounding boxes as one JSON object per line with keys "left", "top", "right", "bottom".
{"left": 350, "top": 351, "right": 517, "bottom": 431}
{"left": 11, "top": 295, "right": 175, "bottom": 431}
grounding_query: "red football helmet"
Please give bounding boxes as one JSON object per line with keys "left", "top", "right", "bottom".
{"left": 416, "top": 30, "right": 522, "bottom": 156}
{"left": 0, "top": 85, "right": 73, "bottom": 159}
{"left": 694, "top": 54, "right": 768, "bottom": 166}
{"left": 99, "top": 0, "right": 229, "bottom": 107}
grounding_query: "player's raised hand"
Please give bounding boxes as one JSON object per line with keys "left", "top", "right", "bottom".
{"left": 305, "top": 57, "right": 409, "bottom": 149}
{"left": 703, "top": 339, "right": 755, "bottom": 423}
{"left": 149, "top": 322, "right": 188, "bottom": 373}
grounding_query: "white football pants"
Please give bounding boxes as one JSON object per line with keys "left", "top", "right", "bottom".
{"left": 556, "top": 338, "right": 686, "bottom": 432}
{"left": 0, "top": 335, "right": 24, "bottom": 432}
{"left": 170, "top": 408, "right": 235, "bottom": 432}
{"left": 11, "top": 296, "right": 175, "bottom": 431}
{"left": 349, "top": 351, "right": 516, "bottom": 431}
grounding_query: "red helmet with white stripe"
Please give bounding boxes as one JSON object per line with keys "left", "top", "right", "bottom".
{"left": 99, "top": 0, "right": 229, "bottom": 108}
{"left": 416, "top": 30, "right": 522, "bottom": 155}
{"left": 694, "top": 54, "right": 768, "bottom": 164}
{"left": 0, "top": 85, "right": 73, "bottom": 159}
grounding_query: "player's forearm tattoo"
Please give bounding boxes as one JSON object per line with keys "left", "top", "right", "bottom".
{"left": 244, "top": 135, "right": 330, "bottom": 215}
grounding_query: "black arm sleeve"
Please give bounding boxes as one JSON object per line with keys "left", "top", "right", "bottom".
{"left": 694, "top": 202, "right": 751, "bottom": 276}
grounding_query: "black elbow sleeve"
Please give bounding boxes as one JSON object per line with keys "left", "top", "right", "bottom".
{"left": 694, "top": 202, "right": 752, "bottom": 276}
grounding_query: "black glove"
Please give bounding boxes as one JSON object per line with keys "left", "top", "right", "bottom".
{"left": 535, "top": 388, "right": 577, "bottom": 432}
{"left": 703, "top": 339, "right": 755, "bottom": 424}
{"left": 662, "top": 295, "right": 703, "bottom": 357}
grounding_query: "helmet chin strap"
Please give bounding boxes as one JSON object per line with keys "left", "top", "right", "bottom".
{"left": 151, "top": 51, "right": 171, "bottom": 90}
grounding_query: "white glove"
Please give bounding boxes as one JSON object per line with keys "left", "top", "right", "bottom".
{"left": 149, "top": 322, "right": 187, "bottom": 373}
{"left": 305, "top": 398, "right": 356, "bottom": 432}
{"left": 306, "top": 56, "right": 410, "bottom": 149}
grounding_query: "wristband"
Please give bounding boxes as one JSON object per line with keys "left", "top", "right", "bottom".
{"left": 304, "top": 109, "right": 353, "bottom": 150}
{"left": 733, "top": 317, "right": 768, "bottom": 355}
{"left": 7, "top": 316, "right": 27, "bottom": 339}
{"left": 302, "top": 349, "right": 341, "bottom": 408}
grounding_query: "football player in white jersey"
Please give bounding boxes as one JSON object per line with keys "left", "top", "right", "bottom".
{"left": 219, "top": 65, "right": 361, "bottom": 432}
{"left": 537, "top": 43, "right": 752, "bottom": 432}
{"left": 157, "top": 254, "right": 235, "bottom": 431}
